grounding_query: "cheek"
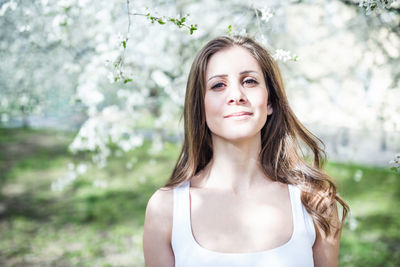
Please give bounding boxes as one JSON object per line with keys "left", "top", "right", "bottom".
{"left": 251, "top": 89, "right": 268, "bottom": 113}
{"left": 204, "top": 93, "right": 222, "bottom": 117}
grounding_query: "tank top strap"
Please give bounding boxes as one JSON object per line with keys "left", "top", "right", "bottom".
{"left": 289, "top": 184, "right": 316, "bottom": 246}
{"left": 171, "top": 180, "right": 193, "bottom": 254}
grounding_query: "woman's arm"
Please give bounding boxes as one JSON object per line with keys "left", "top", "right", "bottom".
{"left": 312, "top": 206, "right": 342, "bottom": 267}
{"left": 143, "top": 188, "right": 175, "bottom": 267}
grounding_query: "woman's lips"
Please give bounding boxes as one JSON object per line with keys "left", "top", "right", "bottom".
{"left": 224, "top": 111, "right": 253, "bottom": 118}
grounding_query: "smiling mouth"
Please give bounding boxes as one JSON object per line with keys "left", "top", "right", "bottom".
{"left": 224, "top": 112, "right": 253, "bottom": 118}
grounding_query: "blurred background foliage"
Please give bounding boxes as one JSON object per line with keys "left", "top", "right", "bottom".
{"left": 0, "top": 0, "right": 399, "bottom": 266}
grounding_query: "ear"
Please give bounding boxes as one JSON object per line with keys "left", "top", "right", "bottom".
{"left": 267, "top": 103, "right": 273, "bottom": 115}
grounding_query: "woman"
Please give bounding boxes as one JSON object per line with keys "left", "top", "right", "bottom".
{"left": 143, "top": 35, "right": 349, "bottom": 267}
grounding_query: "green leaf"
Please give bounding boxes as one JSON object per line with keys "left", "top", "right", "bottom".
{"left": 181, "top": 17, "right": 186, "bottom": 23}
{"left": 158, "top": 19, "right": 165, "bottom": 24}
{"left": 227, "top": 25, "right": 232, "bottom": 34}
{"left": 121, "top": 41, "right": 126, "bottom": 48}
{"left": 190, "top": 24, "right": 197, "bottom": 35}
{"left": 123, "top": 78, "right": 133, "bottom": 84}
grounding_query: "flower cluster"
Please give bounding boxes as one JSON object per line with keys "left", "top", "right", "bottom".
{"left": 51, "top": 162, "right": 89, "bottom": 191}
{"left": 359, "top": 0, "right": 396, "bottom": 15}
{"left": 272, "top": 49, "right": 299, "bottom": 62}
{"left": 389, "top": 153, "right": 400, "bottom": 172}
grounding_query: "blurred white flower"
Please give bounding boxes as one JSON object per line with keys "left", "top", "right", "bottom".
{"left": 1, "top": 113, "right": 9, "bottom": 123}
{"left": 152, "top": 70, "right": 170, "bottom": 87}
{"left": 349, "top": 215, "right": 358, "bottom": 231}
{"left": 88, "top": 106, "right": 98, "bottom": 117}
{"left": 107, "top": 72, "right": 115, "bottom": 83}
{"left": 69, "top": 104, "right": 141, "bottom": 169}
{"left": 40, "top": 0, "right": 49, "bottom": 7}
{"left": 353, "top": 169, "right": 363, "bottom": 182}
{"left": 149, "top": 134, "right": 163, "bottom": 155}
{"left": 259, "top": 7, "right": 274, "bottom": 23}
{"left": 19, "top": 94, "right": 29, "bottom": 106}
{"left": 0, "top": 0, "right": 17, "bottom": 16}
{"left": 272, "top": 49, "right": 292, "bottom": 62}
{"left": 51, "top": 170, "right": 77, "bottom": 192}
{"left": 116, "top": 32, "right": 125, "bottom": 43}
{"left": 117, "top": 89, "right": 129, "bottom": 98}
{"left": 139, "top": 176, "right": 147, "bottom": 184}
{"left": 126, "top": 162, "right": 133, "bottom": 170}
{"left": 18, "top": 25, "right": 31, "bottom": 32}
{"left": 359, "top": 0, "right": 395, "bottom": 15}
{"left": 76, "top": 163, "right": 88, "bottom": 175}
{"left": 76, "top": 82, "right": 104, "bottom": 107}
{"left": 231, "top": 28, "right": 247, "bottom": 36}
{"left": 256, "top": 34, "right": 269, "bottom": 47}
{"left": 1, "top": 98, "right": 8, "bottom": 108}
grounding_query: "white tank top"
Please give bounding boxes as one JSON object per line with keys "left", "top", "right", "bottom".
{"left": 171, "top": 180, "right": 316, "bottom": 267}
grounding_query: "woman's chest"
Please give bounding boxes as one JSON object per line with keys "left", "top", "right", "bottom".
{"left": 188, "top": 189, "right": 294, "bottom": 253}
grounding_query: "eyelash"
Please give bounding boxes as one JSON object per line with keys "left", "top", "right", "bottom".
{"left": 211, "top": 79, "right": 258, "bottom": 90}
{"left": 244, "top": 79, "right": 258, "bottom": 85}
{"left": 211, "top": 82, "right": 225, "bottom": 89}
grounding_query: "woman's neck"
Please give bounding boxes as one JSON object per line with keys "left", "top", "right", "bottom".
{"left": 193, "top": 133, "right": 274, "bottom": 196}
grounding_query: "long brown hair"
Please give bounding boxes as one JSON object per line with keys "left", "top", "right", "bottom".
{"left": 164, "top": 35, "right": 349, "bottom": 238}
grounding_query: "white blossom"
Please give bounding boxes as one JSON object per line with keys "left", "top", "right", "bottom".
{"left": 76, "top": 82, "right": 104, "bottom": 107}
{"left": 19, "top": 94, "right": 29, "bottom": 106}
{"left": 139, "top": 176, "right": 147, "bottom": 184}
{"left": 348, "top": 215, "right": 358, "bottom": 231}
{"left": 359, "top": 0, "right": 396, "bottom": 15}
{"left": 1, "top": 113, "right": 9, "bottom": 123}
{"left": 0, "top": 0, "right": 17, "bottom": 17}
{"left": 148, "top": 133, "right": 163, "bottom": 155}
{"left": 126, "top": 162, "right": 133, "bottom": 170}
{"left": 231, "top": 28, "right": 247, "bottom": 36}
{"left": 272, "top": 49, "right": 292, "bottom": 62}
{"left": 353, "top": 169, "right": 363, "bottom": 182}
{"left": 51, "top": 170, "right": 77, "bottom": 192}
{"left": 76, "top": 163, "right": 88, "bottom": 175}
{"left": 1, "top": 98, "right": 8, "bottom": 108}
{"left": 259, "top": 7, "right": 274, "bottom": 23}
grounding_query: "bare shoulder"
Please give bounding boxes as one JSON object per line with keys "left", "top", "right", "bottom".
{"left": 145, "top": 186, "right": 174, "bottom": 231}
{"left": 143, "top": 186, "right": 175, "bottom": 267}
{"left": 148, "top": 186, "right": 174, "bottom": 209}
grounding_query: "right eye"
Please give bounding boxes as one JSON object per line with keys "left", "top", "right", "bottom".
{"left": 211, "top": 82, "right": 225, "bottom": 90}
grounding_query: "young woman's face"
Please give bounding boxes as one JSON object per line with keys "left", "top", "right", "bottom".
{"left": 204, "top": 45, "right": 273, "bottom": 142}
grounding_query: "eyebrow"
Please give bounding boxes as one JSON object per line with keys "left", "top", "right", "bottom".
{"left": 207, "top": 70, "right": 258, "bottom": 82}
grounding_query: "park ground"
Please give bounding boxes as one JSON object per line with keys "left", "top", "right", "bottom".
{"left": 0, "top": 127, "right": 399, "bottom": 266}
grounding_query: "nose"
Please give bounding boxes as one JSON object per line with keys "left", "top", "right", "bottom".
{"left": 227, "top": 82, "right": 248, "bottom": 105}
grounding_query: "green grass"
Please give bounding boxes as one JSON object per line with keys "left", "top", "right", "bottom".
{"left": 327, "top": 162, "right": 400, "bottom": 266}
{"left": 0, "top": 127, "right": 399, "bottom": 266}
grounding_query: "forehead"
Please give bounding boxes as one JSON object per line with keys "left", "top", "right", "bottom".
{"left": 205, "top": 46, "right": 262, "bottom": 78}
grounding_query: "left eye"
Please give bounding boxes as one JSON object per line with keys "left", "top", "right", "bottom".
{"left": 244, "top": 79, "right": 258, "bottom": 85}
